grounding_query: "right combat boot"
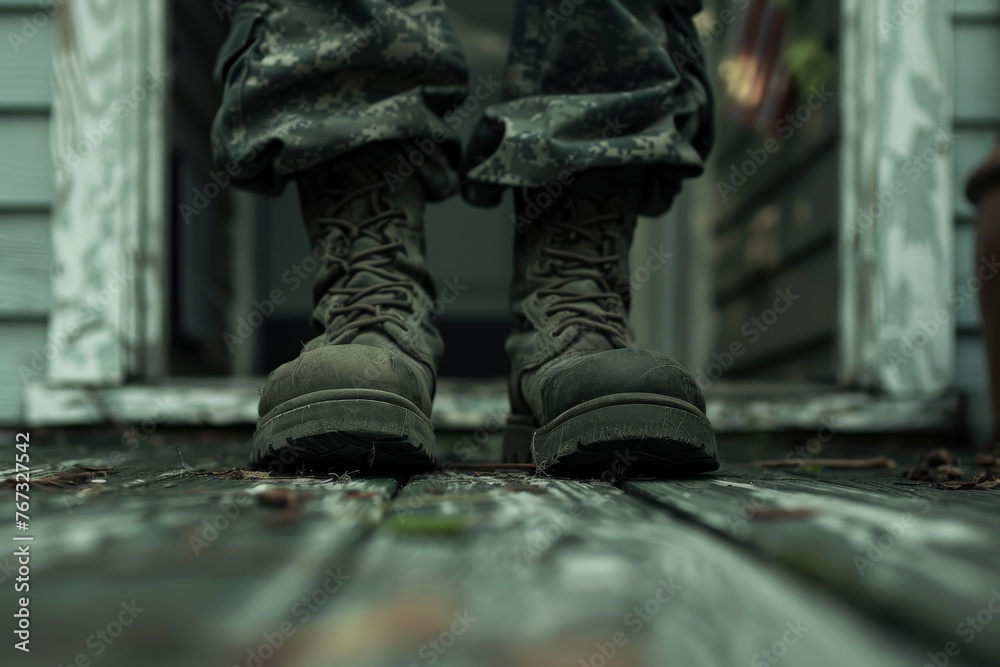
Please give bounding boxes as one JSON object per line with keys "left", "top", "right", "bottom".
{"left": 502, "top": 170, "right": 718, "bottom": 478}
{"left": 251, "top": 154, "right": 444, "bottom": 474}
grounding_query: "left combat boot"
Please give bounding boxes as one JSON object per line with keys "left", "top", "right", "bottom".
{"left": 503, "top": 171, "right": 718, "bottom": 477}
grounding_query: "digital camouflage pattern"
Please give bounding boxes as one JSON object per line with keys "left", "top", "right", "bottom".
{"left": 211, "top": 0, "right": 712, "bottom": 215}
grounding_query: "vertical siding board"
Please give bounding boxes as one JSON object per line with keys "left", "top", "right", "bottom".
{"left": 838, "top": 0, "right": 878, "bottom": 388}
{"left": 47, "top": 0, "right": 168, "bottom": 383}
{"left": 840, "top": 0, "right": 955, "bottom": 394}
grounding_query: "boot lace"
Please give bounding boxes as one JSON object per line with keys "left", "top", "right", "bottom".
{"left": 314, "top": 179, "right": 417, "bottom": 335}
{"left": 538, "top": 191, "right": 630, "bottom": 339}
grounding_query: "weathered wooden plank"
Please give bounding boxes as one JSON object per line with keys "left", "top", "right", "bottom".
{"left": 25, "top": 377, "right": 510, "bottom": 430}
{"left": 0, "top": 214, "right": 52, "bottom": 316}
{"left": 25, "top": 379, "right": 262, "bottom": 426}
{"left": 769, "top": 470, "right": 1000, "bottom": 514}
{"left": 264, "top": 473, "right": 922, "bottom": 666}
{"left": 704, "top": 383, "right": 962, "bottom": 433}
{"left": 0, "top": 435, "right": 400, "bottom": 667}
{"left": 625, "top": 472, "right": 1000, "bottom": 665}
{"left": 712, "top": 463, "right": 1000, "bottom": 513}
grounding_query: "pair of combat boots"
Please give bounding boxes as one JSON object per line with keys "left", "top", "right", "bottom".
{"left": 250, "top": 154, "right": 718, "bottom": 478}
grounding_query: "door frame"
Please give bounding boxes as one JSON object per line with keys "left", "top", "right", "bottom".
{"left": 838, "top": 0, "right": 955, "bottom": 395}
{"left": 27, "top": 0, "right": 963, "bottom": 434}
{"left": 45, "top": 0, "right": 169, "bottom": 385}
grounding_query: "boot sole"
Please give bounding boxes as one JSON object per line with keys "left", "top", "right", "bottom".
{"left": 251, "top": 389, "right": 436, "bottom": 474}
{"left": 505, "top": 393, "right": 718, "bottom": 478}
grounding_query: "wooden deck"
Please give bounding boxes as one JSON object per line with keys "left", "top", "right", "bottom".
{"left": 2, "top": 428, "right": 999, "bottom": 666}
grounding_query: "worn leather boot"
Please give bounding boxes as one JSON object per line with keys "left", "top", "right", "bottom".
{"left": 503, "top": 170, "right": 718, "bottom": 477}
{"left": 251, "top": 155, "right": 443, "bottom": 473}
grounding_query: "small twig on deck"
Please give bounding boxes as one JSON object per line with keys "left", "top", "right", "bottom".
{"left": 176, "top": 447, "right": 195, "bottom": 471}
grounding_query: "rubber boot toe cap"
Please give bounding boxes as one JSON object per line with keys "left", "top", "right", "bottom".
{"left": 534, "top": 347, "right": 706, "bottom": 424}
{"left": 258, "top": 344, "right": 433, "bottom": 418}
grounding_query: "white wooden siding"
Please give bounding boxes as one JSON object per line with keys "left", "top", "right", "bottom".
{"left": 0, "top": 2, "right": 54, "bottom": 424}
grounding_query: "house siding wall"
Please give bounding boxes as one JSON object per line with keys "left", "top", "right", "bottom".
{"left": 0, "top": 1, "right": 54, "bottom": 423}
{"left": 953, "top": 0, "right": 1000, "bottom": 439}
{"left": 706, "top": 0, "right": 841, "bottom": 384}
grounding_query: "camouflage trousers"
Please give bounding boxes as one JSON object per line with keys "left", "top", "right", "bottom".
{"left": 211, "top": 0, "right": 713, "bottom": 216}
